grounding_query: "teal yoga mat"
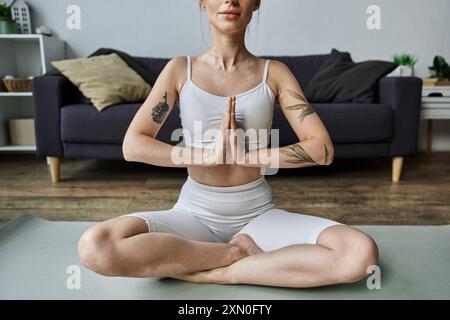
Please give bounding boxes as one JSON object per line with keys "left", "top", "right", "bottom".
{"left": 0, "top": 214, "right": 449, "bottom": 299}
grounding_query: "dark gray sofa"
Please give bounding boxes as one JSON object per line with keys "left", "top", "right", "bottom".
{"left": 32, "top": 53, "right": 423, "bottom": 183}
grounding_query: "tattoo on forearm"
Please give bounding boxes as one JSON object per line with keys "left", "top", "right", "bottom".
{"left": 280, "top": 143, "right": 317, "bottom": 165}
{"left": 151, "top": 91, "right": 169, "bottom": 124}
{"left": 285, "top": 89, "right": 315, "bottom": 123}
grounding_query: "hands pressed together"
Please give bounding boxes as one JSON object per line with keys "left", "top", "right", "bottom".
{"left": 205, "top": 96, "right": 247, "bottom": 166}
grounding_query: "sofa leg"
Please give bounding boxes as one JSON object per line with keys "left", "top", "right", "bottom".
{"left": 47, "top": 156, "right": 60, "bottom": 183}
{"left": 392, "top": 156, "right": 404, "bottom": 182}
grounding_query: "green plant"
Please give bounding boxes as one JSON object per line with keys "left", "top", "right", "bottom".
{"left": 393, "top": 53, "right": 418, "bottom": 67}
{"left": 429, "top": 56, "right": 450, "bottom": 79}
{"left": 0, "top": 2, "right": 13, "bottom": 21}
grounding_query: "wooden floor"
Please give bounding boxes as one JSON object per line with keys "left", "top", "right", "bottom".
{"left": 0, "top": 152, "right": 449, "bottom": 226}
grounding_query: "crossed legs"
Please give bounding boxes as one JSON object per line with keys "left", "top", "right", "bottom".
{"left": 174, "top": 224, "right": 379, "bottom": 287}
{"left": 77, "top": 215, "right": 246, "bottom": 278}
{"left": 78, "top": 210, "right": 379, "bottom": 288}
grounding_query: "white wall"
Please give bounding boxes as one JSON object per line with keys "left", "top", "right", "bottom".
{"left": 7, "top": 0, "right": 450, "bottom": 151}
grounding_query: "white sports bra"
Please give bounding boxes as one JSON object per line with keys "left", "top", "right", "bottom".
{"left": 179, "top": 56, "right": 275, "bottom": 150}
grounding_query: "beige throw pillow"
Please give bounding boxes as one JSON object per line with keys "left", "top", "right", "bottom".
{"left": 51, "top": 53, "right": 151, "bottom": 111}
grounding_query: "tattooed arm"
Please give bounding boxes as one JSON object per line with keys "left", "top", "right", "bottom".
{"left": 243, "top": 61, "right": 334, "bottom": 168}
{"left": 123, "top": 57, "right": 207, "bottom": 168}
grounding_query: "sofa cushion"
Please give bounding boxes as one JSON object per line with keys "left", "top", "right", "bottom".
{"left": 134, "top": 57, "right": 171, "bottom": 86}
{"left": 271, "top": 102, "right": 393, "bottom": 146}
{"left": 312, "top": 103, "right": 394, "bottom": 143}
{"left": 262, "top": 54, "right": 329, "bottom": 88}
{"left": 61, "top": 103, "right": 140, "bottom": 144}
{"left": 304, "top": 48, "right": 398, "bottom": 103}
{"left": 135, "top": 55, "right": 331, "bottom": 90}
{"left": 61, "top": 103, "right": 185, "bottom": 145}
{"left": 89, "top": 48, "right": 157, "bottom": 86}
{"left": 46, "top": 49, "right": 158, "bottom": 105}
{"left": 52, "top": 53, "right": 151, "bottom": 111}
{"left": 61, "top": 101, "right": 392, "bottom": 146}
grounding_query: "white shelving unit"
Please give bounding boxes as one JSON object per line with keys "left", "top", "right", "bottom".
{"left": 0, "top": 34, "right": 65, "bottom": 152}
{"left": 421, "top": 86, "right": 450, "bottom": 154}
{"left": 0, "top": 92, "right": 33, "bottom": 97}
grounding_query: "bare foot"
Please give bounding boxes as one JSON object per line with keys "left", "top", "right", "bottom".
{"left": 229, "top": 233, "right": 264, "bottom": 256}
{"left": 163, "top": 234, "right": 263, "bottom": 284}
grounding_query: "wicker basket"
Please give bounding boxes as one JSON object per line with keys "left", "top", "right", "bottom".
{"left": 2, "top": 78, "right": 32, "bottom": 92}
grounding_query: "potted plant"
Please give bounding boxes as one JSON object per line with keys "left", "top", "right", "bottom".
{"left": 429, "top": 56, "right": 450, "bottom": 80}
{"left": 394, "top": 53, "right": 417, "bottom": 77}
{"left": 0, "top": 2, "right": 19, "bottom": 34}
{"left": 392, "top": 53, "right": 418, "bottom": 76}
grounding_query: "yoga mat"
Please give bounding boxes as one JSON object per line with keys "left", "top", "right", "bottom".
{"left": 0, "top": 214, "right": 449, "bottom": 299}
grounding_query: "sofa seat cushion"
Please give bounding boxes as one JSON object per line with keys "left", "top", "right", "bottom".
{"left": 61, "top": 102, "right": 393, "bottom": 146}
{"left": 61, "top": 103, "right": 139, "bottom": 144}
{"left": 271, "top": 102, "right": 393, "bottom": 146}
{"left": 313, "top": 103, "right": 393, "bottom": 143}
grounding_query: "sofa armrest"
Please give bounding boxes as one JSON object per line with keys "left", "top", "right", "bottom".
{"left": 32, "top": 75, "right": 80, "bottom": 158}
{"left": 377, "top": 76, "right": 423, "bottom": 157}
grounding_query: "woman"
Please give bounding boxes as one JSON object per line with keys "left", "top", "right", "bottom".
{"left": 78, "top": 0, "right": 379, "bottom": 288}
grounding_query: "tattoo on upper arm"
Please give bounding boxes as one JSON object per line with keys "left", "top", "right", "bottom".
{"left": 285, "top": 89, "right": 316, "bottom": 123}
{"left": 280, "top": 143, "right": 317, "bottom": 165}
{"left": 151, "top": 91, "right": 169, "bottom": 124}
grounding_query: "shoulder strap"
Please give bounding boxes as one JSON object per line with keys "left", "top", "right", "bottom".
{"left": 186, "top": 56, "right": 192, "bottom": 80}
{"left": 263, "top": 59, "right": 270, "bottom": 83}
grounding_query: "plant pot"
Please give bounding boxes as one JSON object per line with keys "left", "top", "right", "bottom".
{"left": 398, "top": 65, "right": 414, "bottom": 77}
{"left": 0, "top": 19, "right": 19, "bottom": 34}
{"left": 391, "top": 65, "right": 414, "bottom": 77}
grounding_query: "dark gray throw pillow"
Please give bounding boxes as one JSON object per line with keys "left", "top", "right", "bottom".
{"left": 88, "top": 48, "right": 157, "bottom": 86}
{"left": 304, "top": 48, "right": 398, "bottom": 103}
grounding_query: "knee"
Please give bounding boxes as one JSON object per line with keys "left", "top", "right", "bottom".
{"left": 334, "top": 234, "right": 379, "bottom": 284}
{"left": 78, "top": 226, "right": 121, "bottom": 276}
